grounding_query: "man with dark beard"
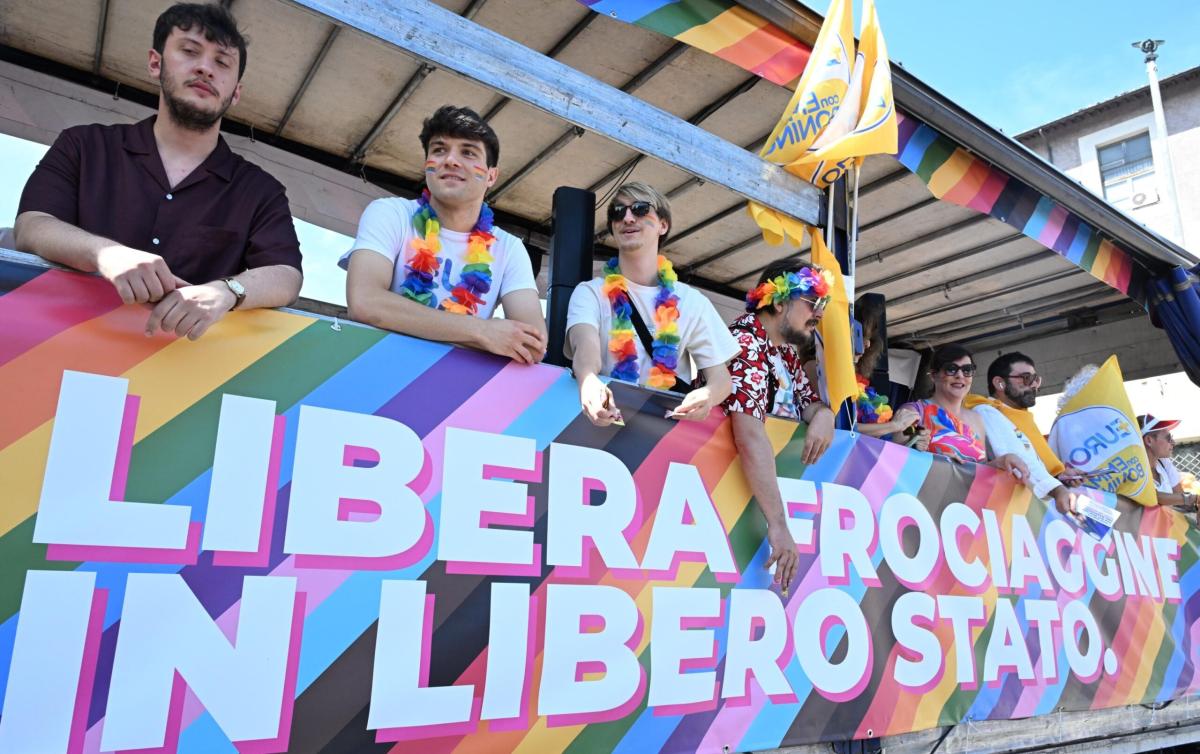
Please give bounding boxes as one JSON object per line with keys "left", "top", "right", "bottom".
{"left": 14, "top": 3, "right": 302, "bottom": 340}
{"left": 965, "top": 352, "right": 1084, "bottom": 485}
{"left": 722, "top": 261, "right": 836, "bottom": 592}
{"left": 963, "top": 352, "right": 1086, "bottom": 519}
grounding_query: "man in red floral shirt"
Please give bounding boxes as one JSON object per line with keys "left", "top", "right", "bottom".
{"left": 723, "top": 260, "right": 836, "bottom": 591}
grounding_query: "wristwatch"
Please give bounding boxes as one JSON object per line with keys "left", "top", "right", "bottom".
{"left": 222, "top": 277, "right": 246, "bottom": 310}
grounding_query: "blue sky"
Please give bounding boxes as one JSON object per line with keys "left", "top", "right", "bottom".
{"left": 804, "top": 0, "right": 1200, "bottom": 135}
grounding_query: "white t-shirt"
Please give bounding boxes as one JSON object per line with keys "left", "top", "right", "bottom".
{"left": 1156, "top": 457, "right": 1182, "bottom": 494}
{"left": 565, "top": 277, "right": 740, "bottom": 385}
{"left": 339, "top": 197, "right": 537, "bottom": 319}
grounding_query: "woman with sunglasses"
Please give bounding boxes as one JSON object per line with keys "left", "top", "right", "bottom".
{"left": 900, "top": 344, "right": 1029, "bottom": 480}
{"left": 1138, "top": 414, "right": 1198, "bottom": 511}
{"left": 565, "top": 182, "right": 739, "bottom": 426}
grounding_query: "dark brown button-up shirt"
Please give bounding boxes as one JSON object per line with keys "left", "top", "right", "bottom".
{"left": 18, "top": 116, "right": 302, "bottom": 284}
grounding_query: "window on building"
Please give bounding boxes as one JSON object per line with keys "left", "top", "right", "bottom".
{"left": 1097, "top": 132, "right": 1156, "bottom": 209}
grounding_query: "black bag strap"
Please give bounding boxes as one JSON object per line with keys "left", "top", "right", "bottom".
{"left": 627, "top": 301, "right": 693, "bottom": 394}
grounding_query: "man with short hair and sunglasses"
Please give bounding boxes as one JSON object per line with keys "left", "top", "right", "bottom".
{"left": 565, "top": 182, "right": 738, "bottom": 425}
{"left": 721, "top": 261, "right": 838, "bottom": 592}
{"left": 15, "top": 2, "right": 303, "bottom": 340}
{"left": 928, "top": 350, "right": 1082, "bottom": 520}
{"left": 965, "top": 352, "right": 1084, "bottom": 488}
{"left": 343, "top": 105, "right": 546, "bottom": 363}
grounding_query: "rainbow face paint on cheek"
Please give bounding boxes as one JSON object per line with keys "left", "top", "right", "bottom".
{"left": 471, "top": 165, "right": 488, "bottom": 181}
{"left": 424, "top": 159, "right": 437, "bottom": 175}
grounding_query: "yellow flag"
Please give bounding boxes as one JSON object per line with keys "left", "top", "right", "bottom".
{"left": 793, "top": 0, "right": 897, "bottom": 188}
{"left": 1047, "top": 356, "right": 1157, "bottom": 506}
{"left": 758, "top": 0, "right": 853, "bottom": 166}
{"left": 809, "top": 228, "right": 857, "bottom": 411}
{"left": 748, "top": 0, "right": 853, "bottom": 246}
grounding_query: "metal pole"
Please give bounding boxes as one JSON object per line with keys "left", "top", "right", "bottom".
{"left": 1133, "top": 39, "right": 1185, "bottom": 245}
{"left": 848, "top": 164, "right": 860, "bottom": 318}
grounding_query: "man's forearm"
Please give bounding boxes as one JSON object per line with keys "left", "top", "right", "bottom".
{"left": 348, "top": 285, "right": 486, "bottom": 348}
{"left": 801, "top": 401, "right": 832, "bottom": 423}
{"left": 227, "top": 265, "right": 302, "bottom": 310}
{"left": 699, "top": 364, "right": 732, "bottom": 403}
{"left": 14, "top": 211, "right": 117, "bottom": 271}
{"left": 569, "top": 326, "right": 603, "bottom": 382}
{"left": 731, "top": 413, "right": 788, "bottom": 528}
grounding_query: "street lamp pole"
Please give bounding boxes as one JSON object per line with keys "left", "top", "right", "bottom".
{"left": 1132, "top": 39, "right": 1185, "bottom": 245}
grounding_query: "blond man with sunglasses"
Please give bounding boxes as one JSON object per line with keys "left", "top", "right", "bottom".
{"left": 721, "top": 261, "right": 838, "bottom": 592}
{"left": 565, "top": 182, "right": 738, "bottom": 426}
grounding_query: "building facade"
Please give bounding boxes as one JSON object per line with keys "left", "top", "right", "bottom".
{"left": 1016, "top": 66, "right": 1200, "bottom": 253}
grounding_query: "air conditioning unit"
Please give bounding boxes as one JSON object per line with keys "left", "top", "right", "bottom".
{"left": 1131, "top": 190, "right": 1159, "bottom": 208}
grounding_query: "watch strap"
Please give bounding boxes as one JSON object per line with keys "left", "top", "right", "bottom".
{"left": 222, "top": 277, "right": 246, "bottom": 310}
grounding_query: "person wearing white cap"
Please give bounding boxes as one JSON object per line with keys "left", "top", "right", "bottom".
{"left": 1138, "top": 414, "right": 1196, "bottom": 510}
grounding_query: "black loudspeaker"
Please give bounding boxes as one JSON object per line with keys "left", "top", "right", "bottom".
{"left": 544, "top": 186, "right": 596, "bottom": 367}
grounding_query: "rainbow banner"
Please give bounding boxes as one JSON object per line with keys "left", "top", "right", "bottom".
{"left": 1, "top": 262, "right": 1198, "bottom": 753}
{"left": 893, "top": 113, "right": 1147, "bottom": 303}
{"left": 576, "top": 0, "right": 1148, "bottom": 304}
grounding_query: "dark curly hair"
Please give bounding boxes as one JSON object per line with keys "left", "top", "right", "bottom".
{"left": 153, "top": 3, "right": 248, "bottom": 79}
{"left": 419, "top": 105, "right": 500, "bottom": 167}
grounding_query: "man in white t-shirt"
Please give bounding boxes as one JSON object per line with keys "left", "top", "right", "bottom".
{"left": 342, "top": 105, "right": 547, "bottom": 363}
{"left": 565, "top": 182, "right": 738, "bottom": 426}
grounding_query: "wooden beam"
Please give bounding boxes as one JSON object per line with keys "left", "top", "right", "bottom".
{"left": 291, "top": 0, "right": 822, "bottom": 223}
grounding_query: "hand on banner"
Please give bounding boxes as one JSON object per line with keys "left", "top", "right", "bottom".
{"left": 144, "top": 280, "right": 235, "bottom": 340}
{"left": 579, "top": 373, "right": 623, "bottom": 427}
{"left": 994, "top": 453, "right": 1030, "bottom": 482}
{"left": 97, "top": 245, "right": 184, "bottom": 304}
{"left": 666, "top": 387, "right": 720, "bottom": 422}
{"left": 765, "top": 521, "right": 799, "bottom": 591}
{"left": 480, "top": 318, "right": 546, "bottom": 364}
{"left": 802, "top": 406, "right": 835, "bottom": 464}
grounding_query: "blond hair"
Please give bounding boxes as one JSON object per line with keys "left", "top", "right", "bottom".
{"left": 611, "top": 181, "right": 672, "bottom": 242}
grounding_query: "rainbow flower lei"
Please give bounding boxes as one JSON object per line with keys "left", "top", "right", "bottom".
{"left": 745, "top": 265, "right": 832, "bottom": 312}
{"left": 603, "top": 255, "right": 681, "bottom": 390}
{"left": 855, "top": 374, "right": 893, "bottom": 424}
{"left": 399, "top": 189, "right": 495, "bottom": 315}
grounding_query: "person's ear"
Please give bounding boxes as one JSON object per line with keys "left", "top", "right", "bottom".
{"left": 148, "top": 48, "right": 162, "bottom": 79}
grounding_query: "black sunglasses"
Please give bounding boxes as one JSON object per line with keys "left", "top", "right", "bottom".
{"left": 1004, "top": 372, "right": 1041, "bottom": 386}
{"left": 608, "top": 201, "right": 654, "bottom": 224}
{"left": 941, "top": 363, "right": 977, "bottom": 377}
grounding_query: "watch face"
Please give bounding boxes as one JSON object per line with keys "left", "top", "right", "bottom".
{"left": 227, "top": 278, "right": 246, "bottom": 296}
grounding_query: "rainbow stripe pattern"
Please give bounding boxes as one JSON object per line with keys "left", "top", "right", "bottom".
{"left": 400, "top": 189, "right": 496, "bottom": 315}
{"left": 894, "top": 113, "right": 1146, "bottom": 303}
{"left": 602, "top": 255, "right": 681, "bottom": 389}
{"left": 578, "top": 0, "right": 1148, "bottom": 304}
{"left": 1, "top": 262, "right": 1197, "bottom": 752}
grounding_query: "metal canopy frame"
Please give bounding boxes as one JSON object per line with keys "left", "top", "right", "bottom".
{"left": 275, "top": 24, "right": 339, "bottom": 137}
{"left": 491, "top": 42, "right": 687, "bottom": 203}
{"left": 289, "top": 0, "right": 823, "bottom": 225}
